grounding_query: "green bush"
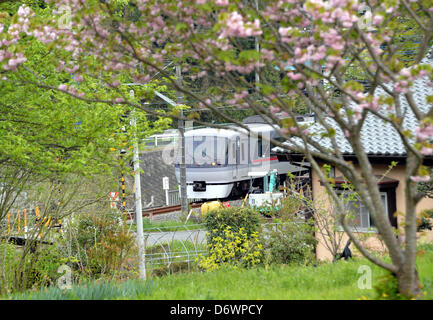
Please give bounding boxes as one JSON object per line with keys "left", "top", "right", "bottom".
{"left": 0, "top": 240, "right": 65, "bottom": 293}
{"left": 198, "top": 226, "right": 262, "bottom": 271}
{"left": 150, "top": 262, "right": 196, "bottom": 277}
{"left": 204, "top": 207, "right": 261, "bottom": 244}
{"left": 261, "top": 221, "right": 317, "bottom": 266}
{"left": 26, "top": 244, "right": 64, "bottom": 289}
{"left": 0, "top": 241, "right": 21, "bottom": 294}
{"left": 418, "top": 217, "right": 432, "bottom": 231}
{"left": 425, "top": 209, "right": 433, "bottom": 218}
{"left": 200, "top": 207, "right": 262, "bottom": 271}
{"left": 63, "top": 210, "right": 138, "bottom": 281}
{"left": 256, "top": 192, "right": 305, "bottom": 219}
{"left": 256, "top": 192, "right": 317, "bottom": 267}
{"left": 418, "top": 209, "right": 433, "bottom": 231}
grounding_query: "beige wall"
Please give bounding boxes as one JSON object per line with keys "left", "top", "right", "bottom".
{"left": 311, "top": 163, "right": 433, "bottom": 261}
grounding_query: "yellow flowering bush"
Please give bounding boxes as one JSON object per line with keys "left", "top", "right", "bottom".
{"left": 197, "top": 226, "right": 262, "bottom": 271}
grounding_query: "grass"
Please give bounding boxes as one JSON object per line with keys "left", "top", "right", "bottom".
{"left": 138, "top": 259, "right": 384, "bottom": 300}
{"left": 10, "top": 279, "right": 155, "bottom": 300}
{"left": 140, "top": 243, "right": 433, "bottom": 300}
{"left": 9, "top": 243, "right": 433, "bottom": 300}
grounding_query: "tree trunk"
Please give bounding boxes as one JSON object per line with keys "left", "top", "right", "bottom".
{"left": 397, "top": 268, "right": 422, "bottom": 298}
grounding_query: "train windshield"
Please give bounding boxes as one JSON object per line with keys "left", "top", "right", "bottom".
{"left": 179, "top": 136, "right": 228, "bottom": 167}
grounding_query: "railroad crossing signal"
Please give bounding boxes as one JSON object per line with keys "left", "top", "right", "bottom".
{"left": 109, "top": 192, "right": 119, "bottom": 209}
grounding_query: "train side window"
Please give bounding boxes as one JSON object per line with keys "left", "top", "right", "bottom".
{"left": 216, "top": 137, "right": 228, "bottom": 165}
{"left": 258, "top": 139, "right": 262, "bottom": 157}
{"left": 232, "top": 143, "right": 236, "bottom": 163}
{"left": 241, "top": 142, "right": 245, "bottom": 163}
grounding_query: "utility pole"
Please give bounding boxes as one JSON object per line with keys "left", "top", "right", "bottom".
{"left": 129, "top": 89, "right": 146, "bottom": 280}
{"left": 255, "top": 0, "right": 260, "bottom": 90}
{"left": 123, "top": 79, "right": 187, "bottom": 215}
{"left": 176, "top": 65, "right": 188, "bottom": 215}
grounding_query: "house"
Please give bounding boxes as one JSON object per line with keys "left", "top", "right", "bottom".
{"left": 273, "top": 53, "right": 433, "bottom": 260}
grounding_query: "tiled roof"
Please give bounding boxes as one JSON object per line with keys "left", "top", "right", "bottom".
{"left": 273, "top": 52, "right": 433, "bottom": 157}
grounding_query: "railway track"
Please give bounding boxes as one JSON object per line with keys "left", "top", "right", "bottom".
{"left": 143, "top": 202, "right": 203, "bottom": 216}
{"left": 125, "top": 201, "right": 204, "bottom": 220}
{"left": 127, "top": 194, "right": 246, "bottom": 220}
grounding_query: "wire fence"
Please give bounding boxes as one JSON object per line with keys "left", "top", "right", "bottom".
{"left": 143, "top": 223, "right": 207, "bottom": 274}
{"left": 141, "top": 220, "right": 309, "bottom": 275}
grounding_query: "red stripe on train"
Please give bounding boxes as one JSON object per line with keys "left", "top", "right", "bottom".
{"left": 252, "top": 157, "right": 278, "bottom": 163}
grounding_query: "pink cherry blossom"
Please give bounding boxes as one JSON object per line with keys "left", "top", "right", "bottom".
{"left": 410, "top": 176, "right": 431, "bottom": 183}
{"left": 270, "top": 105, "right": 281, "bottom": 113}
{"left": 416, "top": 124, "right": 433, "bottom": 141}
{"left": 420, "top": 146, "right": 433, "bottom": 156}
{"left": 215, "top": 0, "right": 229, "bottom": 5}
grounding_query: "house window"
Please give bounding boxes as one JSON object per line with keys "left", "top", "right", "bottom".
{"left": 336, "top": 191, "right": 388, "bottom": 231}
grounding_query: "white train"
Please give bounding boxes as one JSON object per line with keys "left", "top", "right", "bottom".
{"left": 174, "top": 116, "right": 307, "bottom": 200}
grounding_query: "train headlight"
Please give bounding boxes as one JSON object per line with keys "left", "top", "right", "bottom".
{"left": 211, "top": 162, "right": 216, "bottom": 166}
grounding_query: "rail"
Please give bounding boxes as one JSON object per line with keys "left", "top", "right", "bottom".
{"left": 125, "top": 201, "right": 204, "bottom": 220}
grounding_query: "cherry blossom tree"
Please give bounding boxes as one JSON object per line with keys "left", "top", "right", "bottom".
{"left": 2, "top": 0, "right": 433, "bottom": 298}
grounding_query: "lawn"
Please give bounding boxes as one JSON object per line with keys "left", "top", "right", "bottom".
{"left": 9, "top": 243, "right": 433, "bottom": 300}
{"left": 140, "top": 249, "right": 433, "bottom": 300}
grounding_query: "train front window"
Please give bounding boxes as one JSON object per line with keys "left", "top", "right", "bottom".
{"left": 181, "top": 136, "right": 228, "bottom": 167}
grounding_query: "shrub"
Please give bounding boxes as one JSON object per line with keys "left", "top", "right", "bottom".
{"left": 418, "top": 218, "right": 433, "bottom": 231}
{"left": 0, "top": 240, "right": 21, "bottom": 294}
{"left": 26, "top": 244, "right": 64, "bottom": 289}
{"left": 0, "top": 240, "right": 65, "bottom": 293}
{"left": 200, "top": 208, "right": 263, "bottom": 271}
{"left": 63, "top": 210, "right": 138, "bottom": 281}
{"left": 198, "top": 226, "right": 262, "bottom": 271}
{"left": 204, "top": 207, "right": 261, "bottom": 244}
{"left": 425, "top": 209, "right": 433, "bottom": 218}
{"left": 257, "top": 192, "right": 317, "bottom": 267}
{"left": 256, "top": 192, "right": 305, "bottom": 219}
{"left": 418, "top": 209, "right": 433, "bottom": 231}
{"left": 261, "top": 221, "right": 317, "bottom": 266}
{"left": 150, "top": 262, "right": 195, "bottom": 277}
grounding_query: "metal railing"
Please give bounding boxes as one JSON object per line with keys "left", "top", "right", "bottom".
{"left": 143, "top": 133, "right": 179, "bottom": 147}
{"left": 167, "top": 190, "right": 180, "bottom": 206}
{"left": 167, "top": 190, "right": 201, "bottom": 206}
